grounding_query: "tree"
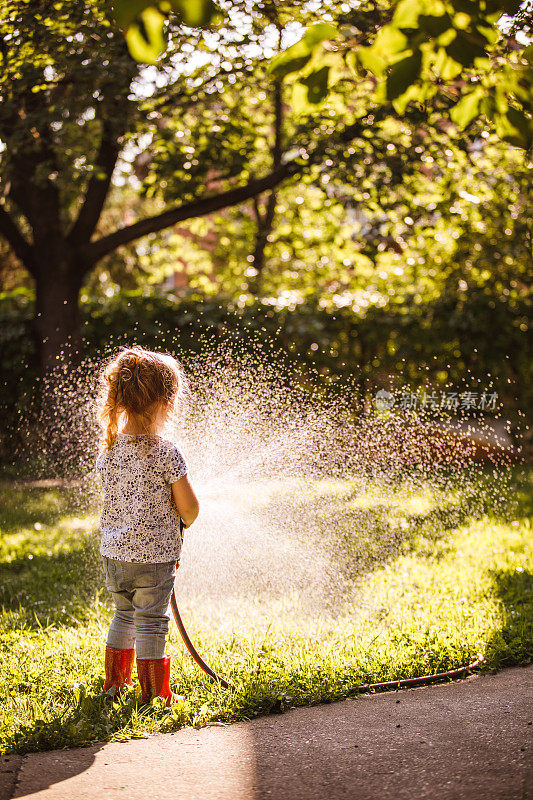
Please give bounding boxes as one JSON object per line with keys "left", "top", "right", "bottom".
{"left": 116, "top": 0, "right": 532, "bottom": 148}
{"left": 0, "top": 1, "right": 136, "bottom": 368}
{"left": 155, "top": 109, "right": 530, "bottom": 306}
{"left": 0, "top": 0, "right": 386, "bottom": 372}
{"left": 1, "top": 0, "right": 530, "bottom": 376}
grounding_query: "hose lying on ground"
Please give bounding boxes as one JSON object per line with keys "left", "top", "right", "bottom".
{"left": 354, "top": 657, "right": 483, "bottom": 694}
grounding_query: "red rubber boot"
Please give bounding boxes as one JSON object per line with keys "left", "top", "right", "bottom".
{"left": 103, "top": 647, "right": 135, "bottom": 696}
{"left": 136, "top": 656, "right": 187, "bottom": 706}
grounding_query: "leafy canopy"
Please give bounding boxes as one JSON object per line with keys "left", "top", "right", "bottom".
{"left": 108, "top": 0, "right": 532, "bottom": 148}
{"left": 267, "top": 0, "right": 532, "bottom": 149}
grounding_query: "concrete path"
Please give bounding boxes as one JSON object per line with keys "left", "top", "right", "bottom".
{"left": 1, "top": 665, "right": 532, "bottom": 800}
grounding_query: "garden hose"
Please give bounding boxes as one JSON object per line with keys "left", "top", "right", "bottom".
{"left": 354, "top": 657, "right": 484, "bottom": 694}
{"left": 171, "top": 519, "right": 232, "bottom": 689}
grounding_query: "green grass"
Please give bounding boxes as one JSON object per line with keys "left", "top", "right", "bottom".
{"left": 0, "top": 466, "right": 531, "bottom": 754}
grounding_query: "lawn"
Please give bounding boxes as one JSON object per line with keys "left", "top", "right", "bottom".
{"left": 0, "top": 464, "right": 531, "bottom": 754}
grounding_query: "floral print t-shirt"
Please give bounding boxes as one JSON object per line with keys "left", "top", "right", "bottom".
{"left": 96, "top": 433, "right": 188, "bottom": 563}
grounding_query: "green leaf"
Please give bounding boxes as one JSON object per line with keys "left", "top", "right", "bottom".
{"left": 345, "top": 50, "right": 358, "bottom": 77}
{"left": 372, "top": 26, "right": 408, "bottom": 57}
{"left": 268, "top": 22, "right": 337, "bottom": 79}
{"left": 481, "top": 93, "right": 496, "bottom": 118}
{"left": 292, "top": 66, "right": 330, "bottom": 114}
{"left": 393, "top": 0, "right": 423, "bottom": 29}
{"left": 475, "top": 24, "right": 499, "bottom": 45}
{"left": 450, "top": 86, "right": 484, "bottom": 128}
{"left": 300, "top": 66, "right": 330, "bottom": 104}
{"left": 494, "top": 84, "right": 508, "bottom": 114}
{"left": 453, "top": 12, "right": 471, "bottom": 30}
{"left": 357, "top": 47, "right": 387, "bottom": 76}
{"left": 269, "top": 49, "right": 313, "bottom": 80}
{"left": 114, "top": 0, "right": 219, "bottom": 30}
{"left": 169, "top": 0, "right": 218, "bottom": 27}
{"left": 356, "top": 25, "right": 407, "bottom": 78}
{"left": 302, "top": 22, "right": 338, "bottom": 47}
{"left": 125, "top": 7, "right": 166, "bottom": 64}
{"left": 434, "top": 48, "right": 462, "bottom": 79}
{"left": 292, "top": 81, "right": 309, "bottom": 115}
{"left": 392, "top": 82, "right": 423, "bottom": 113}
{"left": 268, "top": 37, "right": 314, "bottom": 79}
{"left": 386, "top": 51, "right": 422, "bottom": 100}
{"left": 112, "top": 0, "right": 153, "bottom": 29}
{"left": 437, "top": 28, "right": 457, "bottom": 47}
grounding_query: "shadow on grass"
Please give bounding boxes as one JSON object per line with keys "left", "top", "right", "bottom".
{"left": 6, "top": 681, "right": 195, "bottom": 756}
{"left": 288, "top": 463, "right": 523, "bottom": 585}
{"left": 486, "top": 568, "right": 533, "bottom": 670}
{"left": 268, "top": 482, "right": 493, "bottom": 585}
{"left": 335, "top": 496, "right": 485, "bottom": 580}
{"left": 0, "top": 485, "right": 83, "bottom": 534}
{"left": 0, "top": 538, "right": 104, "bottom": 628}
{"left": 5, "top": 686, "right": 149, "bottom": 755}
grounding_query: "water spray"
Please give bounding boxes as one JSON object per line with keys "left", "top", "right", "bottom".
{"left": 23, "top": 346, "right": 515, "bottom": 702}
{"left": 171, "top": 519, "right": 483, "bottom": 696}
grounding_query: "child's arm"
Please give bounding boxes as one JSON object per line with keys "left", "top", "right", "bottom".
{"left": 172, "top": 474, "right": 199, "bottom": 529}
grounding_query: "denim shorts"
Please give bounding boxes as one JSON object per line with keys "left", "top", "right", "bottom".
{"left": 102, "top": 556, "right": 177, "bottom": 659}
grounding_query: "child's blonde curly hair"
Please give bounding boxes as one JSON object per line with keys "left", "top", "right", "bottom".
{"left": 96, "top": 345, "right": 186, "bottom": 451}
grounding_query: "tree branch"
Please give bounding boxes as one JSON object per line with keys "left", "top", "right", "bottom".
{"left": 0, "top": 204, "right": 36, "bottom": 276}
{"left": 272, "top": 77, "right": 283, "bottom": 169}
{"left": 250, "top": 74, "right": 284, "bottom": 281}
{"left": 151, "top": 57, "right": 266, "bottom": 112}
{"left": 67, "top": 118, "right": 121, "bottom": 246}
{"left": 252, "top": 195, "right": 262, "bottom": 224}
{"left": 83, "top": 160, "right": 300, "bottom": 263}
{"left": 83, "top": 110, "right": 385, "bottom": 266}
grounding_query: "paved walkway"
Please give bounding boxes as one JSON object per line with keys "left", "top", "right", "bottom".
{"left": 1, "top": 665, "right": 532, "bottom": 800}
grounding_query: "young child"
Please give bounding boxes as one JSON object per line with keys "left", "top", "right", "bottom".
{"left": 95, "top": 345, "right": 199, "bottom": 705}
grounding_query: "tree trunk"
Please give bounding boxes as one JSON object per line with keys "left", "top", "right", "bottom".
{"left": 30, "top": 246, "right": 89, "bottom": 475}
{"left": 33, "top": 249, "right": 84, "bottom": 376}
{"left": 248, "top": 75, "right": 283, "bottom": 297}
{"left": 250, "top": 190, "right": 277, "bottom": 295}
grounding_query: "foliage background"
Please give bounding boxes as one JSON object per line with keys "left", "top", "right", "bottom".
{"left": 0, "top": 0, "right": 531, "bottom": 460}
{"left": 0, "top": 281, "right": 529, "bottom": 466}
